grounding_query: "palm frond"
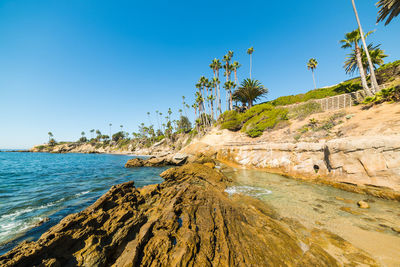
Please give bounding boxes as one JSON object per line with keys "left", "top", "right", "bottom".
{"left": 377, "top": 0, "right": 400, "bottom": 25}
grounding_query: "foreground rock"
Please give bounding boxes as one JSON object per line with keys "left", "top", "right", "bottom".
{"left": 0, "top": 164, "right": 377, "bottom": 266}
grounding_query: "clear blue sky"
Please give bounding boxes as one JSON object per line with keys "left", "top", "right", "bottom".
{"left": 1, "top": 0, "right": 399, "bottom": 148}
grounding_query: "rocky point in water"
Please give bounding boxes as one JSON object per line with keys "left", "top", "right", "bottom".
{"left": 0, "top": 163, "right": 378, "bottom": 266}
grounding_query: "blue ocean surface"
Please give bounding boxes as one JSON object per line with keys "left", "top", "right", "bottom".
{"left": 0, "top": 152, "right": 167, "bottom": 255}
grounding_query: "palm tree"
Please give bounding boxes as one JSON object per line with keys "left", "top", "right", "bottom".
{"left": 155, "top": 110, "right": 161, "bottom": 131}
{"left": 182, "top": 96, "right": 187, "bottom": 117}
{"left": 90, "top": 129, "right": 95, "bottom": 139}
{"left": 344, "top": 43, "right": 387, "bottom": 76}
{"left": 207, "top": 94, "right": 216, "bottom": 121}
{"left": 210, "top": 79, "right": 217, "bottom": 120}
{"left": 147, "top": 112, "right": 151, "bottom": 125}
{"left": 48, "top": 132, "right": 53, "bottom": 143}
{"left": 233, "top": 79, "right": 268, "bottom": 108}
{"left": 377, "top": 0, "right": 400, "bottom": 25}
{"left": 209, "top": 59, "right": 223, "bottom": 115}
{"left": 223, "top": 81, "right": 236, "bottom": 111}
{"left": 351, "top": 0, "right": 380, "bottom": 93}
{"left": 109, "top": 123, "right": 112, "bottom": 139}
{"left": 232, "top": 61, "right": 241, "bottom": 90}
{"left": 120, "top": 125, "right": 123, "bottom": 132}
{"left": 340, "top": 29, "right": 373, "bottom": 96}
{"left": 247, "top": 47, "right": 254, "bottom": 79}
{"left": 307, "top": 58, "right": 318, "bottom": 89}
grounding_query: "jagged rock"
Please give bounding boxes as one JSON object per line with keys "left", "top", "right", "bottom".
{"left": 357, "top": 200, "right": 370, "bottom": 209}
{"left": 0, "top": 164, "right": 377, "bottom": 266}
{"left": 170, "top": 153, "right": 188, "bottom": 165}
{"left": 125, "top": 158, "right": 145, "bottom": 167}
{"left": 125, "top": 153, "right": 188, "bottom": 168}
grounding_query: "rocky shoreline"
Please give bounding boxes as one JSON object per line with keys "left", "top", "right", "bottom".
{"left": 0, "top": 163, "right": 378, "bottom": 266}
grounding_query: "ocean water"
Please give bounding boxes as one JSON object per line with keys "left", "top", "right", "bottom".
{"left": 0, "top": 152, "right": 167, "bottom": 255}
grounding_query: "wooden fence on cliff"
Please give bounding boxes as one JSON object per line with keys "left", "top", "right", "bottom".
{"left": 282, "top": 90, "right": 368, "bottom": 112}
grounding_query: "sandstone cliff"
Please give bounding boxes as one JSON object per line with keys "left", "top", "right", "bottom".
{"left": 0, "top": 164, "right": 377, "bottom": 266}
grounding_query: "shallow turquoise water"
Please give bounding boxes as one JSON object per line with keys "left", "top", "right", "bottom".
{"left": 223, "top": 167, "right": 400, "bottom": 266}
{"left": 0, "top": 152, "right": 167, "bottom": 255}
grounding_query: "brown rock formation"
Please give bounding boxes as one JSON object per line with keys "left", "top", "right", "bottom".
{"left": 0, "top": 164, "right": 377, "bottom": 266}
{"left": 125, "top": 153, "right": 188, "bottom": 168}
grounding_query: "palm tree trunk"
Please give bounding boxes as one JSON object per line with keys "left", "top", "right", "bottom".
{"left": 250, "top": 55, "right": 252, "bottom": 79}
{"left": 355, "top": 44, "right": 373, "bottom": 96}
{"left": 210, "top": 100, "right": 214, "bottom": 121}
{"left": 229, "top": 90, "right": 233, "bottom": 110}
{"left": 216, "top": 70, "right": 221, "bottom": 116}
{"left": 351, "top": 0, "right": 379, "bottom": 94}
{"left": 312, "top": 70, "right": 316, "bottom": 89}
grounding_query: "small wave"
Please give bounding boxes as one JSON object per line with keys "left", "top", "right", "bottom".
{"left": 225, "top": 186, "right": 272, "bottom": 198}
{"left": 75, "top": 191, "right": 90, "bottom": 197}
{"left": 0, "top": 216, "right": 46, "bottom": 243}
{"left": 0, "top": 207, "right": 35, "bottom": 220}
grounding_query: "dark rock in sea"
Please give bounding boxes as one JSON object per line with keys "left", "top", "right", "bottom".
{"left": 0, "top": 164, "right": 377, "bottom": 266}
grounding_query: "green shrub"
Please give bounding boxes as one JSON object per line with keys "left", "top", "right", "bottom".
{"left": 36, "top": 145, "right": 46, "bottom": 151}
{"left": 289, "top": 102, "right": 322, "bottom": 120}
{"left": 363, "top": 86, "right": 400, "bottom": 104}
{"left": 376, "top": 60, "right": 400, "bottom": 72}
{"left": 117, "top": 139, "right": 131, "bottom": 149}
{"left": 219, "top": 110, "right": 242, "bottom": 131}
{"left": 242, "top": 108, "right": 289, "bottom": 138}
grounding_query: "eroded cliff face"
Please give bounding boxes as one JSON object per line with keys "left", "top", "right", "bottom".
{"left": 216, "top": 135, "right": 400, "bottom": 200}
{"left": 0, "top": 164, "right": 377, "bottom": 266}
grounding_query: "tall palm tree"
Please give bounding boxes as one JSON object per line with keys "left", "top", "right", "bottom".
{"left": 109, "top": 123, "right": 112, "bottom": 139}
{"left": 209, "top": 59, "right": 223, "bottom": 115}
{"left": 155, "top": 110, "right": 160, "bottom": 131}
{"left": 344, "top": 43, "right": 387, "bottom": 76}
{"left": 222, "top": 52, "right": 234, "bottom": 111}
{"left": 120, "top": 125, "right": 123, "bottom": 132}
{"left": 232, "top": 61, "right": 241, "bottom": 90}
{"left": 340, "top": 29, "right": 373, "bottom": 96}
{"left": 247, "top": 47, "right": 254, "bottom": 79}
{"left": 377, "top": 0, "right": 400, "bottom": 25}
{"left": 90, "top": 129, "right": 95, "bottom": 139}
{"left": 233, "top": 79, "right": 268, "bottom": 108}
{"left": 208, "top": 94, "right": 215, "bottom": 121}
{"left": 182, "top": 96, "right": 188, "bottom": 117}
{"left": 307, "top": 58, "right": 318, "bottom": 89}
{"left": 147, "top": 112, "right": 151, "bottom": 125}
{"left": 223, "top": 81, "right": 236, "bottom": 111}
{"left": 351, "top": 0, "right": 379, "bottom": 93}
